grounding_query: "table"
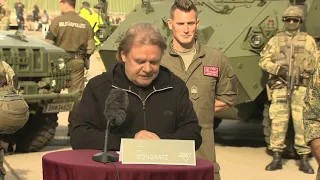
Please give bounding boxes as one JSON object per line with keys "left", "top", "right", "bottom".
{"left": 42, "top": 150, "right": 214, "bottom": 180}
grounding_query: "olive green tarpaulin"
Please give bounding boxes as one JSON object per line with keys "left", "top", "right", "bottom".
{"left": 5, "top": 0, "right": 140, "bottom": 14}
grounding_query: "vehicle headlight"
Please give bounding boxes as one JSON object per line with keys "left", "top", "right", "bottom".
{"left": 51, "top": 80, "right": 56, "bottom": 87}
{"left": 250, "top": 33, "right": 265, "bottom": 49}
{"left": 96, "top": 27, "right": 109, "bottom": 42}
{"left": 57, "top": 58, "right": 66, "bottom": 70}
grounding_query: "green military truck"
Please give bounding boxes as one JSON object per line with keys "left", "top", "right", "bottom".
{"left": 0, "top": 30, "right": 80, "bottom": 152}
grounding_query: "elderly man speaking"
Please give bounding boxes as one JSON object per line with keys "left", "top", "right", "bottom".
{"left": 70, "top": 22, "right": 202, "bottom": 151}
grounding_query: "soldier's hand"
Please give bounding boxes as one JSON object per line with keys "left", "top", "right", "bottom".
{"left": 277, "top": 66, "right": 288, "bottom": 80}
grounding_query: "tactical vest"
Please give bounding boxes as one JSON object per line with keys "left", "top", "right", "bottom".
{"left": 273, "top": 32, "right": 315, "bottom": 82}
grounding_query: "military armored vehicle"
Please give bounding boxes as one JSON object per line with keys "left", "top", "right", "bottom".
{"left": 98, "top": 0, "right": 320, "bottom": 157}
{"left": 0, "top": 31, "right": 80, "bottom": 152}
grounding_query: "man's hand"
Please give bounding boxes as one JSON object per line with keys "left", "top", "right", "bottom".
{"left": 214, "top": 100, "right": 230, "bottom": 112}
{"left": 277, "top": 66, "right": 288, "bottom": 80}
{"left": 134, "top": 130, "right": 160, "bottom": 139}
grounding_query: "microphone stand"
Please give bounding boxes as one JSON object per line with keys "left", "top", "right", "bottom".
{"left": 92, "top": 120, "right": 119, "bottom": 163}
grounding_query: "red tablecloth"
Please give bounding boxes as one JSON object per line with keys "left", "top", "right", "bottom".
{"left": 42, "top": 150, "right": 214, "bottom": 180}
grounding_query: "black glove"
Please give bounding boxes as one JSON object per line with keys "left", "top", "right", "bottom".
{"left": 84, "top": 54, "right": 91, "bottom": 70}
{"left": 277, "top": 66, "right": 288, "bottom": 80}
{"left": 0, "top": 74, "right": 7, "bottom": 87}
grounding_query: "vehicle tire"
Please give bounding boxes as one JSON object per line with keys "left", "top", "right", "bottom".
{"left": 14, "top": 112, "right": 58, "bottom": 152}
{"left": 262, "top": 103, "right": 299, "bottom": 159}
{"left": 214, "top": 118, "right": 222, "bottom": 130}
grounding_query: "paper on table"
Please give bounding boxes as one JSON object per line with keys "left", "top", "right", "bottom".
{"left": 119, "top": 141, "right": 123, "bottom": 162}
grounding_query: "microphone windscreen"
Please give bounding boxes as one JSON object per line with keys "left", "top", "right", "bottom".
{"left": 103, "top": 89, "right": 129, "bottom": 126}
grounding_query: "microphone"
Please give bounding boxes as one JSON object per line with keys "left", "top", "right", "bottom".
{"left": 92, "top": 88, "right": 129, "bottom": 163}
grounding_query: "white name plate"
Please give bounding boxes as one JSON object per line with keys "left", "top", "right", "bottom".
{"left": 120, "top": 138, "right": 196, "bottom": 166}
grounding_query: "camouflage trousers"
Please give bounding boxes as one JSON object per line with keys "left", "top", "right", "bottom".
{"left": 304, "top": 118, "right": 320, "bottom": 146}
{"left": 0, "top": 17, "right": 9, "bottom": 31}
{"left": 67, "top": 58, "right": 84, "bottom": 134}
{"left": 269, "top": 86, "right": 311, "bottom": 154}
{"left": 0, "top": 148, "right": 5, "bottom": 180}
{"left": 303, "top": 84, "right": 320, "bottom": 144}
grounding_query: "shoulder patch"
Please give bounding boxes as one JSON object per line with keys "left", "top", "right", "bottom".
{"left": 261, "top": 44, "right": 271, "bottom": 55}
{"left": 203, "top": 66, "right": 219, "bottom": 77}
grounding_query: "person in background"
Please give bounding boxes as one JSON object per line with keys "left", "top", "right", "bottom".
{"left": 32, "top": 4, "right": 40, "bottom": 31}
{"left": 40, "top": 10, "right": 50, "bottom": 38}
{"left": 259, "top": 5, "right": 317, "bottom": 174}
{"left": 14, "top": 0, "right": 24, "bottom": 31}
{"left": 161, "top": 1, "right": 237, "bottom": 179}
{"left": 79, "top": 1, "right": 104, "bottom": 46}
{"left": 45, "top": 0, "right": 95, "bottom": 136}
{"left": 0, "top": 0, "right": 10, "bottom": 31}
{"left": 304, "top": 51, "right": 320, "bottom": 179}
{"left": 0, "top": 59, "right": 20, "bottom": 180}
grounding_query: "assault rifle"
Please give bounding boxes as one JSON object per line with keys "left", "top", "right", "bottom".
{"left": 287, "top": 44, "right": 295, "bottom": 106}
{"left": 286, "top": 44, "right": 300, "bottom": 111}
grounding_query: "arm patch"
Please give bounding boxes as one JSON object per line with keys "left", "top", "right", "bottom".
{"left": 260, "top": 44, "right": 272, "bottom": 56}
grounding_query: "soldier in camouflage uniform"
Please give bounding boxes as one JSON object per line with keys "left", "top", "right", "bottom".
{"left": 304, "top": 51, "right": 320, "bottom": 180}
{"left": 0, "top": 60, "right": 15, "bottom": 180}
{"left": 259, "top": 6, "right": 318, "bottom": 173}
{"left": 0, "top": 59, "right": 23, "bottom": 180}
{"left": 0, "top": 0, "right": 10, "bottom": 31}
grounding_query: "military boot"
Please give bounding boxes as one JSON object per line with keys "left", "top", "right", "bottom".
{"left": 299, "top": 154, "right": 314, "bottom": 174}
{"left": 265, "top": 152, "right": 283, "bottom": 171}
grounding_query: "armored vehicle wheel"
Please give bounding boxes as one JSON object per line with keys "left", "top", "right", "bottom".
{"left": 214, "top": 118, "right": 222, "bottom": 130}
{"left": 15, "top": 112, "right": 58, "bottom": 152}
{"left": 263, "top": 103, "right": 299, "bottom": 159}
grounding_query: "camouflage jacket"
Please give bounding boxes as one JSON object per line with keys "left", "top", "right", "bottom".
{"left": 0, "top": 60, "right": 16, "bottom": 92}
{"left": 304, "top": 52, "right": 320, "bottom": 144}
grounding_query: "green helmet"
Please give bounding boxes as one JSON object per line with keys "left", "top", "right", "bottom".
{"left": 282, "top": 6, "right": 304, "bottom": 21}
{"left": 0, "top": 91, "right": 29, "bottom": 134}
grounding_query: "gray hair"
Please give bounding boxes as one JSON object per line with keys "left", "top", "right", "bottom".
{"left": 116, "top": 22, "right": 167, "bottom": 61}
